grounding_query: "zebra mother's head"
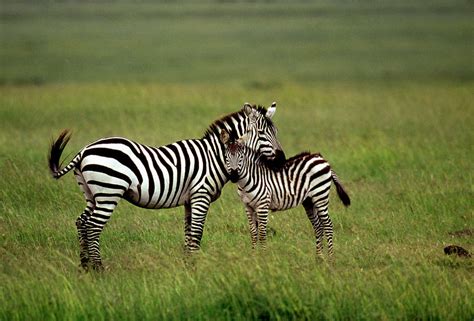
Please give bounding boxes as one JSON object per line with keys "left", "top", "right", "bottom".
{"left": 240, "top": 102, "right": 286, "bottom": 169}
{"left": 204, "top": 102, "right": 286, "bottom": 169}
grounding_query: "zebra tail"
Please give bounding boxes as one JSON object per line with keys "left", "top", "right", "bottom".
{"left": 331, "top": 169, "right": 351, "bottom": 207}
{"left": 48, "top": 129, "right": 79, "bottom": 179}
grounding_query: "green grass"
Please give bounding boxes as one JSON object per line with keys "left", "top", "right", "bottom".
{"left": 1, "top": 82, "right": 472, "bottom": 320}
{"left": 1, "top": 1, "right": 473, "bottom": 320}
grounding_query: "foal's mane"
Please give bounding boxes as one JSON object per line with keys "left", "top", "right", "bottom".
{"left": 284, "top": 152, "right": 312, "bottom": 167}
{"left": 259, "top": 151, "right": 317, "bottom": 171}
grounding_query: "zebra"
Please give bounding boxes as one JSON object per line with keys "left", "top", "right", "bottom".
{"left": 48, "top": 103, "right": 285, "bottom": 271}
{"left": 220, "top": 129, "right": 350, "bottom": 257}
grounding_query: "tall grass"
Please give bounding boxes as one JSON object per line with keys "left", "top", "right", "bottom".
{"left": 1, "top": 83, "right": 472, "bottom": 320}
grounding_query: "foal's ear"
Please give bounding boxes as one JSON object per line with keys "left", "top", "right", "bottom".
{"left": 220, "top": 129, "right": 230, "bottom": 144}
{"left": 237, "top": 132, "right": 250, "bottom": 144}
{"left": 242, "top": 102, "right": 253, "bottom": 116}
{"left": 266, "top": 101, "right": 277, "bottom": 119}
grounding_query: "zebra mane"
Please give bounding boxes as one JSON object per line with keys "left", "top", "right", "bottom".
{"left": 245, "top": 148, "right": 312, "bottom": 171}
{"left": 253, "top": 105, "right": 269, "bottom": 115}
{"left": 202, "top": 105, "right": 269, "bottom": 140}
{"left": 284, "top": 152, "right": 313, "bottom": 167}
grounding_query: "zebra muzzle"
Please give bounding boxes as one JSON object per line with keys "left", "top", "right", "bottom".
{"left": 229, "top": 170, "right": 239, "bottom": 183}
{"left": 264, "top": 149, "right": 286, "bottom": 170}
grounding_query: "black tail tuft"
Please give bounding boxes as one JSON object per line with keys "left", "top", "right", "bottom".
{"left": 335, "top": 182, "right": 351, "bottom": 207}
{"left": 331, "top": 170, "right": 351, "bottom": 207}
{"left": 48, "top": 129, "right": 72, "bottom": 179}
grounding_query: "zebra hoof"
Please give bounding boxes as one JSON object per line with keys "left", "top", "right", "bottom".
{"left": 78, "top": 263, "right": 89, "bottom": 273}
{"left": 91, "top": 262, "right": 105, "bottom": 272}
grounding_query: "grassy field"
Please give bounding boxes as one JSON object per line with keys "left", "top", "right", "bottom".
{"left": 1, "top": 1, "right": 473, "bottom": 320}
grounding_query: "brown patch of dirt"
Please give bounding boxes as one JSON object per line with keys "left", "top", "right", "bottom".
{"left": 448, "top": 228, "right": 474, "bottom": 237}
{"left": 444, "top": 245, "right": 471, "bottom": 258}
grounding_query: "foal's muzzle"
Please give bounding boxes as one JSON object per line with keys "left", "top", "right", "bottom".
{"left": 229, "top": 170, "right": 239, "bottom": 183}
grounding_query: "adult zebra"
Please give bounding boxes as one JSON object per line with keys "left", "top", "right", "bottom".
{"left": 220, "top": 129, "right": 350, "bottom": 257}
{"left": 48, "top": 103, "right": 285, "bottom": 271}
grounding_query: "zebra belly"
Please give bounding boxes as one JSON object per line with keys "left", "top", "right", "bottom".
{"left": 124, "top": 172, "right": 208, "bottom": 209}
{"left": 124, "top": 181, "right": 191, "bottom": 209}
{"left": 269, "top": 194, "right": 301, "bottom": 211}
{"left": 237, "top": 188, "right": 263, "bottom": 209}
{"left": 268, "top": 180, "right": 308, "bottom": 211}
{"left": 122, "top": 187, "right": 189, "bottom": 209}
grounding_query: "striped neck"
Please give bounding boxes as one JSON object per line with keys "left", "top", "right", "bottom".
{"left": 202, "top": 110, "right": 249, "bottom": 141}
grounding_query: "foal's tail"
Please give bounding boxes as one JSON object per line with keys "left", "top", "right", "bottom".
{"left": 331, "top": 169, "right": 351, "bottom": 207}
{"left": 48, "top": 129, "right": 81, "bottom": 179}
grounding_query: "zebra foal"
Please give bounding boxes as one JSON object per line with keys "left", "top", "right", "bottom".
{"left": 221, "top": 129, "right": 350, "bottom": 257}
{"left": 48, "top": 103, "right": 285, "bottom": 271}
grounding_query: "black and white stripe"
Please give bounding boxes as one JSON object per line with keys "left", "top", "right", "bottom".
{"left": 221, "top": 130, "right": 350, "bottom": 257}
{"left": 48, "top": 103, "right": 285, "bottom": 271}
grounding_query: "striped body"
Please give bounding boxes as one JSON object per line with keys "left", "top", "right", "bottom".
{"left": 222, "top": 133, "right": 350, "bottom": 257}
{"left": 77, "top": 137, "right": 227, "bottom": 209}
{"left": 49, "top": 103, "right": 285, "bottom": 271}
{"left": 238, "top": 153, "right": 333, "bottom": 212}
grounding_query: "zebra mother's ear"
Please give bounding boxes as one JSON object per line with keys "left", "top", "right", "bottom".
{"left": 266, "top": 101, "right": 277, "bottom": 119}
{"left": 220, "top": 129, "right": 230, "bottom": 145}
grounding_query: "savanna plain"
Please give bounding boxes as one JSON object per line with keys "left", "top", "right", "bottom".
{"left": 0, "top": 1, "right": 473, "bottom": 320}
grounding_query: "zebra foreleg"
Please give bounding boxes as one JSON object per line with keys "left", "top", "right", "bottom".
{"left": 255, "top": 205, "right": 269, "bottom": 249}
{"left": 188, "top": 192, "right": 211, "bottom": 252}
{"left": 244, "top": 205, "right": 258, "bottom": 248}
{"left": 184, "top": 202, "right": 192, "bottom": 251}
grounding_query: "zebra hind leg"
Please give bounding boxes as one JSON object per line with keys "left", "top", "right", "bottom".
{"left": 303, "top": 200, "right": 324, "bottom": 258}
{"left": 316, "top": 206, "right": 334, "bottom": 257}
{"left": 85, "top": 194, "right": 121, "bottom": 271}
{"left": 76, "top": 211, "right": 92, "bottom": 271}
{"left": 74, "top": 171, "right": 95, "bottom": 271}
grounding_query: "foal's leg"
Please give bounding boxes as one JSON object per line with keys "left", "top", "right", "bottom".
{"left": 315, "top": 197, "right": 334, "bottom": 257}
{"left": 303, "top": 201, "right": 324, "bottom": 257}
{"left": 244, "top": 205, "right": 258, "bottom": 248}
{"left": 255, "top": 204, "right": 270, "bottom": 249}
